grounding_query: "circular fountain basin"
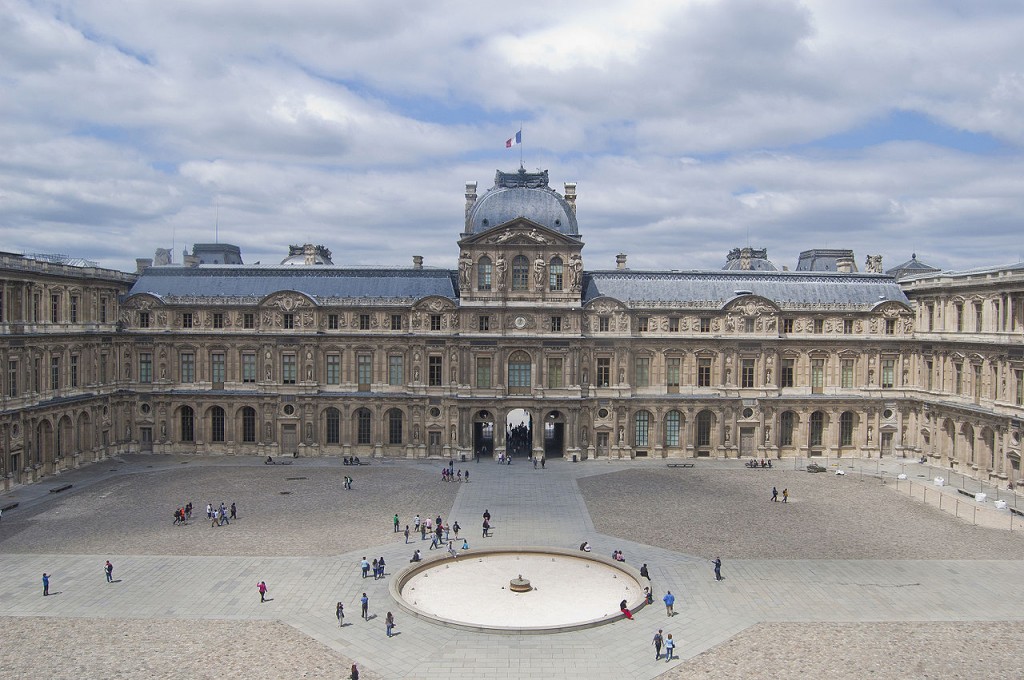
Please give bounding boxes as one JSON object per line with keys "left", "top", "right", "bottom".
{"left": 391, "top": 547, "right": 645, "bottom": 633}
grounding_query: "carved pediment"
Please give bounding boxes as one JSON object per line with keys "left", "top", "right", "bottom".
{"left": 460, "top": 219, "right": 579, "bottom": 247}
{"left": 412, "top": 296, "right": 456, "bottom": 312}
{"left": 723, "top": 295, "right": 780, "bottom": 315}
{"left": 260, "top": 291, "right": 317, "bottom": 311}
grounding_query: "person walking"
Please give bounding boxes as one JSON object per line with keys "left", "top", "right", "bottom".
{"left": 385, "top": 611, "right": 395, "bottom": 637}
{"left": 464, "top": 470, "right": 469, "bottom": 483}
{"left": 771, "top": 486, "right": 778, "bottom": 502}
{"left": 42, "top": 573, "right": 50, "bottom": 596}
{"left": 414, "top": 514, "right": 420, "bottom": 531}
{"left": 230, "top": 503, "right": 237, "bottom": 520}
{"left": 393, "top": 514, "right": 400, "bottom": 532}
{"left": 713, "top": 557, "right": 723, "bottom": 581}
{"left": 378, "top": 556, "right": 386, "bottom": 579}
{"left": 361, "top": 557, "right": 370, "bottom": 578}
{"left": 653, "top": 629, "right": 664, "bottom": 660}
{"left": 782, "top": 488, "right": 789, "bottom": 503}
{"left": 336, "top": 602, "right": 345, "bottom": 627}
{"left": 361, "top": 593, "right": 369, "bottom": 620}
{"left": 452, "top": 521, "right": 461, "bottom": 539}
{"left": 663, "top": 590, "right": 675, "bottom": 616}
{"left": 482, "top": 519, "right": 490, "bottom": 537}
{"left": 372, "top": 558, "right": 380, "bottom": 578}
{"left": 104, "top": 560, "right": 114, "bottom": 583}
{"left": 257, "top": 580, "right": 268, "bottom": 603}
{"left": 447, "top": 540, "right": 458, "bottom": 559}
{"left": 665, "top": 633, "right": 676, "bottom": 661}
{"left": 404, "top": 525, "right": 410, "bottom": 544}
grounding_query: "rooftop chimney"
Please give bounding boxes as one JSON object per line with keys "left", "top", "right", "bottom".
{"left": 616, "top": 253, "right": 628, "bottom": 270}
{"left": 136, "top": 258, "right": 153, "bottom": 273}
{"left": 413, "top": 255, "right": 423, "bottom": 270}
{"left": 563, "top": 182, "right": 577, "bottom": 214}
{"left": 836, "top": 256, "right": 854, "bottom": 274}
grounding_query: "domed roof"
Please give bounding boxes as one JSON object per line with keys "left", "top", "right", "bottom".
{"left": 722, "top": 247, "right": 778, "bottom": 271}
{"left": 466, "top": 168, "right": 578, "bottom": 236}
{"left": 280, "top": 244, "right": 334, "bottom": 266}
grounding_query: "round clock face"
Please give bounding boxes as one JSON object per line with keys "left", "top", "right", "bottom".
{"left": 514, "top": 316, "right": 527, "bottom": 329}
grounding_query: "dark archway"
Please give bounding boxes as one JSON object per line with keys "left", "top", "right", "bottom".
{"left": 474, "top": 410, "right": 494, "bottom": 459}
{"left": 543, "top": 410, "right": 564, "bottom": 459}
{"left": 505, "top": 409, "right": 532, "bottom": 458}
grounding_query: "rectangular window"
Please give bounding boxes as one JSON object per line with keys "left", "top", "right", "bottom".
{"left": 476, "top": 357, "right": 492, "bottom": 388}
{"left": 927, "top": 305, "right": 934, "bottom": 331}
{"left": 99, "top": 354, "right": 107, "bottom": 383}
{"left": 811, "top": 359, "right": 824, "bottom": 394}
{"left": 741, "top": 358, "right": 755, "bottom": 388}
{"left": 669, "top": 317, "right": 679, "bottom": 332}
{"left": 976, "top": 303, "right": 983, "bottom": 332}
{"left": 599, "top": 316, "right": 610, "bottom": 332}
{"left": 50, "top": 356, "right": 60, "bottom": 390}
{"left": 881, "top": 359, "right": 895, "bottom": 389}
{"left": 885, "top": 319, "right": 896, "bottom": 335}
{"left": 357, "top": 354, "right": 372, "bottom": 389}
{"left": 547, "top": 357, "right": 564, "bottom": 388}
{"left": 180, "top": 352, "right": 195, "bottom": 383}
{"left": 744, "top": 317, "right": 754, "bottom": 333}
{"left": 700, "top": 317, "right": 711, "bottom": 333}
{"left": 328, "top": 314, "right": 339, "bottom": 330}
{"left": 955, "top": 363, "right": 963, "bottom": 393}
{"left": 213, "top": 312, "right": 224, "bottom": 329}
{"left": 359, "top": 314, "right": 370, "bottom": 330}
{"left": 1016, "top": 370, "right": 1023, "bottom": 406}
{"left": 956, "top": 304, "right": 964, "bottom": 331}
{"left": 926, "top": 360, "right": 934, "bottom": 391}
{"left": 391, "top": 314, "right": 402, "bottom": 331}
{"left": 7, "top": 360, "right": 17, "bottom": 398}
{"left": 139, "top": 353, "right": 152, "bottom": 383}
{"left": 282, "top": 354, "right": 297, "bottom": 384}
{"left": 70, "top": 296, "right": 78, "bottom": 323}
{"left": 841, "top": 359, "right": 854, "bottom": 388}
{"left": 781, "top": 359, "right": 794, "bottom": 387}
{"left": 70, "top": 355, "right": 79, "bottom": 388}
{"left": 243, "top": 313, "right": 255, "bottom": 329}
{"left": 597, "top": 358, "right": 611, "bottom": 387}
{"left": 843, "top": 319, "right": 853, "bottom": 334}
{"left": 428, "top": 355, "right": 443, "bottom": 386}
{"left": 242, "top": 353, "right": 256, "bottom": 383}
{"left": 181, "top": 312, "right": 192, "bottom": 328}
{"left": 99, "top": 297, "right": 107, "bottom": 323}
{"left": 667, "top": 357, "right": 681, "bottom": 393}
{"left": 282, "top": 313, "right": 295, "bottom": 329}
{"left": 430, "top": 315, "right": 442, "bottom": 331}
{"left": 974, "top": 365, "right": 983, "bottom": 400}
{"left": 211, "top": 352, "right": 226, "bottom": 384}
{"left": 551, "top": 316, "right": 562, "bottom": 332}
{"left": 813, "top": 319, "right": 824, "bottom": 334}
{"left": 327, "top": 354, "right": 341, "bottom": 385}
{"left": 388, "top": 355, "right": 403, "bottom": 386}
{"left": 638, "top": 317, "right": 649, "bottom": 332}
{"left": 51, "top": 294, "right": 60, "bottom": 323}
{"left": 139, "top": 312, "right": 150, "bottom": 328}
{"left": 634, "top": 357, "right": 650, "bottom": 387}
{"left": 478, "top": 316, "right": 490, "bottom": 331}
{"left": 698, "top": 358, "right": 711, "bottom": 387}
{"left": 782, "top": 318, "right": 793, "bottom": 334}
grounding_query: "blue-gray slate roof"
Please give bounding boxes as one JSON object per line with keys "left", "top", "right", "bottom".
{"left": 583, "top": 270, "right": 910, "bottom": 311}
{"left": 127, "top": 266, "right": 458, "bottom": 305}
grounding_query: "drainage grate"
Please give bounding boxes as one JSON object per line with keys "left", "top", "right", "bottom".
{"left": 285, "top": 477, "right": 308, "bottom": 481}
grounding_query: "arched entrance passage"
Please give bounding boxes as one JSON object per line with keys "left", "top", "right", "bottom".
{"left": 473, "top": 410, "right": 494, "bottom": 459}
{"left": 544, "top": 410, "right": 565, "bottom": 459}
{"left": 505, "top": 409, "right": 532, "bottom": 458}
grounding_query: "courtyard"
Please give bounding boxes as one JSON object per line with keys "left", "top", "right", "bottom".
{"left": 2, "top": 454, "right": 1023, "bottom": 679}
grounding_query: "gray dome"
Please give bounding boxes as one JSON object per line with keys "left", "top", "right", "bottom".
{"left": 722, "top": 247, "right": 778, "bottom": 272}
{"left": 467, "top": 169, "right": 578, "bottom": 236}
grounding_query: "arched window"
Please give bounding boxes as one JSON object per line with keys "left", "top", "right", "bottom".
{"left": 241, "top": 407, "right": 256, "bottom": 443}
{"left": 780, "top": 411, "right": 795, "bottom": 447}
{"left": 696, "top": 410, "right": 713, "bottom": 447}
{"left": 809, "top": 411, "right": 825, "bottom": 447}
{"left": 388, "top": 409, "right": 403, "bottom": 445}
{"left": 356, "top": 408, "right": 371, "bottom": 445}
{"left": 839, "top": 411, "right": 855, "bottom": 447}
{"left": 325, "top": 408, "right": 340, "bottom": 445}
{"left": 665, "top": 410, "right": 681, "bottom": 447}
{"left": 549, "top": 256, "right": 563, "bottom": 291}
{"left": 180, "top": 406, "right": 194, "bottom": 442}
{"left": 508, "top": 350, "right": 531, "bottom": 395}
{"left": 512, "top": 255, "right": 530, "bottom": 290}
{"left": 210, "top": 406, "right": 225, "bottom": 443}
{"left": 634, "top": 410, "right": 650, "bottom": 447}
{"left": 477, "top": 256, "right": 492, "bottom": 291}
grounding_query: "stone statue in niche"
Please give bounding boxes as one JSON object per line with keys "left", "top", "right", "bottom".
{"left": 265, "top": 422, "right": 272, "bottom": 440}
{"left": 569, "top": 254, "right": 583, "bottom": 290}
{"left": 533, "top": 257, "right": 546, "bottom": 288}
{"left": 305, "top": 422, "right": 312, "bottom": 443}
{"left": 413, "top": 425, "right": 420, "bottom": 444}
{"left": 458, "top": 252, "right": 472, "bottom": 290}
{"left": 495, "top": 255, "right": 507, "bottom": 290}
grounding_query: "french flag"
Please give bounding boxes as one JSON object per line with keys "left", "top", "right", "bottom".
{"left": 505, "top": 130, "right": 521, "bottom": 148}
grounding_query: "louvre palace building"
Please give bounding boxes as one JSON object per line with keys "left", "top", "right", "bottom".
{"left": 2, "top": 167, "right": 1024, "bottom": 491}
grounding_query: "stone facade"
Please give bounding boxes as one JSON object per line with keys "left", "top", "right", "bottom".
{"left": 2, "top": 170, "right": 1023, "bottom": 491}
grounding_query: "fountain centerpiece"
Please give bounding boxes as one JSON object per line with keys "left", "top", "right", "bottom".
{"left": 509, "top": 574, "right": 532, "bottom": 593}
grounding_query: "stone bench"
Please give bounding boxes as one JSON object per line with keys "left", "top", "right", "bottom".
{"left": 667, "top": 462, "right": 695, "bottom": 468}
{"left": 1009, "top": 506, "right": 1024, "bottom": 518}
{"left": 1, "top": 502, "right": 18, "bottom": 512}
{"left": 956, "top": 488, "right": 974, "bottom": 498}
{"left": 49, "top": 484, "right": 73, "bottom": 494}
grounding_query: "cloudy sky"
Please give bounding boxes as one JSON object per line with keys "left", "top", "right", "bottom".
{"left": 3, "top": 0, "right": 1024, "bottom": 274}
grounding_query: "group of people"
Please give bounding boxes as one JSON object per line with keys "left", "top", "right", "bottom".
{"left": 359, "top": 556, "right": 388, "bottom": 580}
{"left": 611, "top": 549, "right": 626, "bottom": 562}
{"left": 342, "top": 457, "right": 362, "bottom": 465}
{"left": 172, "top": 503, "right": 193, "bottom": 525}
{"left": 206, "top": 501, "right": 236, "bottom": 527}
{"left": 745, "top": 458, "right": 774, "bottom": 468}
{"left": 440, "top": 467, "right": 466, "bottom": 482}
{"left": 770, "top": 486, "right": 789, "bottom": 503}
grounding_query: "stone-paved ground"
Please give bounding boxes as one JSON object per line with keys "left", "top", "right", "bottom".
{"left": 0, "top": 462, "right": 458, "bottom": 557}
{"left": 578, "top": 469, "right": 1024, "bottom": 559}
{"left": 658, "top": 621, "right": 1024, "bottom": 680}
{"left": 0, "top": 616, "right": 380, "bottom": 680}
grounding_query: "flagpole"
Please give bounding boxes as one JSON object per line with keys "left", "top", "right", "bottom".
{"left": 519, "top": 123, "right": 524, "bottom": 168}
